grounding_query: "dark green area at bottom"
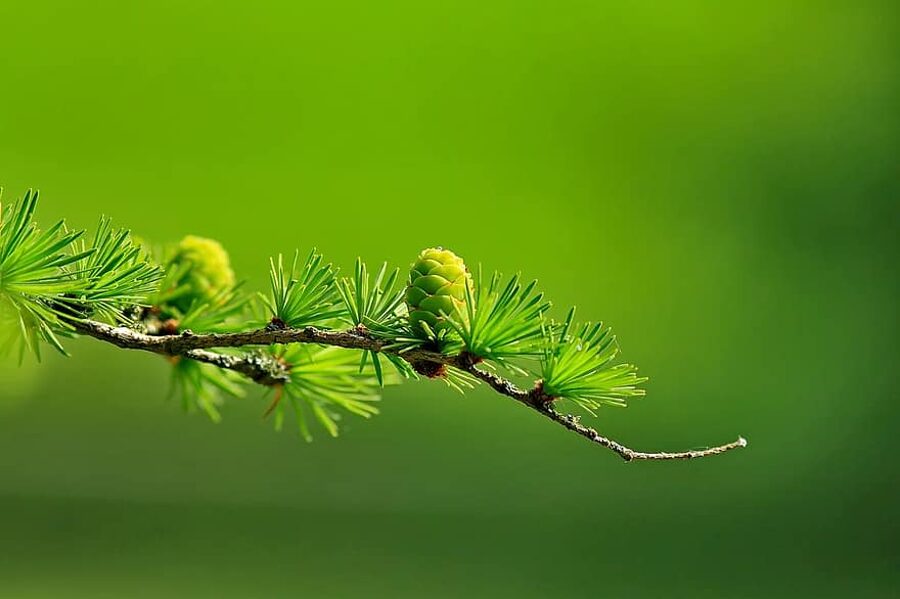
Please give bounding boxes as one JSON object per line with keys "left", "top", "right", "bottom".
{"left": 0, "top": 494, "right": 894, "bottom": 599}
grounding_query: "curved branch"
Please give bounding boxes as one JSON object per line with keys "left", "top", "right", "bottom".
{"left": 455, "top": 362, "right": 746, "bottom": 461}
{"left": 71, "top": 319, "right": 747, "bottom": 462}
{"left": 529, "top": 408, "right": 747, "bottom": 461}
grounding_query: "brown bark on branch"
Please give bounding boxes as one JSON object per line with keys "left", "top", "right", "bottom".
{"left": 71, "top": 319, "right": 747, "bottom": 462}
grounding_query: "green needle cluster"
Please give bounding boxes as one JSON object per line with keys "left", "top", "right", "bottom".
{"left": 1, "top": 189, "right": 648, "bottom": 440}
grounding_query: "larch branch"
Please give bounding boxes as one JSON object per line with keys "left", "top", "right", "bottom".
{"left": 71, "top": 319, "right": 747, "bottom": 462}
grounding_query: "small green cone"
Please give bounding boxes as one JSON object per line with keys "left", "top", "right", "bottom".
{"left": 167, "top": 235, "right": 235, "bottom": 312}
{"left": 406, "top": 247, "right": 470, "bottom": 338}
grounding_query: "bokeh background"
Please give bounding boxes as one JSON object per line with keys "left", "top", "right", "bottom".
{"left": 1, "top": 1, "right": 898, "bottom": 597}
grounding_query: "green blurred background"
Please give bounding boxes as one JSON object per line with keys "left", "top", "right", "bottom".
{"left": 1, "top": 1, "right": 897, "bottom": 597}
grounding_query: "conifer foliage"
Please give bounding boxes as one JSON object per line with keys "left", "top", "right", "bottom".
{"left": 0, "top": 190, "right": 743, "bottom": 460}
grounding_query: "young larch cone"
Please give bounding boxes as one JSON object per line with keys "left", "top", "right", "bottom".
{"left": 405, "top": 247, "right": 470, "bottom": 338}
{"left": 167, "top": 235, "right": 235, "bottom": 312}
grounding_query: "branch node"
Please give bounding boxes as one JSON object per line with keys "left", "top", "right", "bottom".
{"left": 528, "top": 380, "right": 556, "bottom": 406}
{"left": 266, "top": 318, "right": 287, "bottom": 331}
{"left": 411, "top": 360, "right": 447, "bottom": 378}
{"left": 160, "top": 319, "right": 179, "bottom": 335}
{"left": 457, "top": 351, "right": 482, "bottom": 369}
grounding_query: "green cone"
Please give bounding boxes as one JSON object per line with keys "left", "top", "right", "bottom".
{"left": 406, "top": 247, "right": 470, "bottom": 337}
{"left": 167, "top": 235, "right": 235, "bottom": 312}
